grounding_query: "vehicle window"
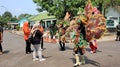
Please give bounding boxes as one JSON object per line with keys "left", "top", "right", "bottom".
{"left": 107, "top": 20, "right": 114, "bottom": 26}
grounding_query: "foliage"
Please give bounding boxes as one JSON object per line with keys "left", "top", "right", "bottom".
{"left": 0, "top": 11, "right": 18, "bottom": 26}
{"left": 92, "top": 0, "right": 120, "bottom": 8}
{"left": 0, "top": 12, "right": 9, "bottom": 25}
{"left": 33, "top": 0, "right": 87, "bottom": 19}
{"left": 11, "top": 16, "right": 18, "bottom": 22}
{"left": 18, "top": 13, "right": 32, "bottom": 20}
{"left": 93, "top": 0, "right": 120, "bottom": 15}
{"left": 16, "top": 25, "right": 20, "bottom": 31}
{"left": 1, "top": 11, "right": 12, "bottom": 24}
{"left": 2, "top": 11, "right": 12, "bottom": 18}
{"left": 33, "top": 0, "right": 120, "bottom": 19}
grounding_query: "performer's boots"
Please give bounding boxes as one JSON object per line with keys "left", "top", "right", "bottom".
{"left": 62, "top": 43, "right": 65, "bottom": 51}
{"left": 59, "top": 41, "right": 63, "bottom": 50}
{"left": 80, "top": 55, "right": 85, "bottom": 65}
{"left": 119, "top": 36, "right": 120, "bottom": 41}
{"left": 74, "top": 54, "right": 81, "bottom": 67}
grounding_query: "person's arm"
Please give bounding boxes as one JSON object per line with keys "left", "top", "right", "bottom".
{"left": 0, "top": 31, "right": 3, "bottom": 43}
{"left": 116, "top": 25, "right": 118, "bottom": 32}
{"left": 1, "top": 32, "right": 3, "bottom": 42}
{"left": 24, "top": 27, "right": 31, "bottom": 35}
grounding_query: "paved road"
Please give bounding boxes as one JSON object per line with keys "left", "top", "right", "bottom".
{"left": 0, "top": 31, "right": 120, "bottom": 67}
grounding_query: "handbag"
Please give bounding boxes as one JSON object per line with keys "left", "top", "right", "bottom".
{"left": 29, "top": 31, "right": 36, "bottom": 44}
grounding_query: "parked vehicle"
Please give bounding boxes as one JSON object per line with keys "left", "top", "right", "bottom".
{"left": 106, "top": 19, "right": 117, "bottom": 32}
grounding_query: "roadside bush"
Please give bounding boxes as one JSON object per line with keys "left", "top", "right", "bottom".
{"left": 16, "top": 26, "right": 20, "bottom": 31}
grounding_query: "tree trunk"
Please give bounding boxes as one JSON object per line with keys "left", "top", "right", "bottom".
{"left": 103, "top": 8, "right": 106, "bottom": 18}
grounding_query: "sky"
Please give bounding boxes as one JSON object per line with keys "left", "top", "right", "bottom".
{"left": 0, "top": 0, "right": 39, "bottom": 17}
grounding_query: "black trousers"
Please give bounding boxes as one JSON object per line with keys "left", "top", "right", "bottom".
{"left": 25, "top": 40, "right": 31, "bottom": 53}
{"left": 59, "top": 41, "right": 65, "bottom": 50}
{"left": 41, "top": 37, "right": 44, "bottom": 49}
{"left": 116, "top": 31, "right": 120, "bottom": 41}
{"left": 0, "top": 43, "right": 2, "bottom": 52}
{"left": 75, "top": 47, "right": 84, "bottom": 55}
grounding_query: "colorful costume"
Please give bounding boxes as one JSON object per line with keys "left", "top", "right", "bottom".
{"left": 72, "top": 0, "right": 106, "bottom": 66}
{"left": 71, "top": 22, "right": 88, "bottom": 66}
{"left": 84, "top": 0, "right": 106, "bottom": 54}
{"left": 73, "top": 34, "right": 87, "bottom": 48}
{"left": 89, "top": 39, "right": 98, "bottom": 53}
{"left": 84, "top": 0, "right": 106, "bottom": 42}
{"left": 58, "top": 23, "right": 66, "bottom": 51}
{"left": 55, "top": 0, "right": 106, "bottom": 66}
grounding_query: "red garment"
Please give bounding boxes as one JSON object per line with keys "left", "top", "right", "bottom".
{"left": 89, "top": 40, "right": 97, "bottom": 53}
{"left": 23, "top": 22, "right": 31, "bottom": 40}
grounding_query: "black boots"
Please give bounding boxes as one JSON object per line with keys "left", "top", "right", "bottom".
{"left": 59, "top": 41, "right": 65, "bottom": 51}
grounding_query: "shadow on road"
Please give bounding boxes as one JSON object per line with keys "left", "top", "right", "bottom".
{"left": 86, "top": 48, "right": 102, "bottom": 53}
{"left": 85, "top": 56, "right": 100, "bottom": 67}
{"left": 42, "top": 48, "right": 46, "bottom": 51}
{"left": 85, "top": 48, "right": 91, "bottom": 52}
{"left": 42, "top": 55, "right": 52, "bottom": 59}
{"left": 3, "top": 50, "right": 10, "bottom": 54}
{"left": 65, "top": 46, "right": 73, "bottom": 50}
{"left": 96, "top": 50, "right": 102, "bottom": 53}
{"left": 70, "top": 58, "right": 75, "bottom": 64}
{"left": 70, "top": 56, "right": 100, "bottom": 67}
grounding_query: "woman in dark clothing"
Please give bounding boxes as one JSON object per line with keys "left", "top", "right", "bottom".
{"left": 31, "top": 23, "right": 46, "bottom": 61}
{"left": 116, "top": 22, "right": 120, "bottom": 41}
{"left": 0, "top": 25, "right": 3, "bottom": 55}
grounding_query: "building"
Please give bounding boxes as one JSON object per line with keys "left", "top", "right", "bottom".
{"left": 18, "top": 17, "right": 29, "bottom": 28}
{"left": 7, "top": 22, "right": 18, "bottom": 30}
{"left": 29, "top": 12, "right": 57, "bottom": 31}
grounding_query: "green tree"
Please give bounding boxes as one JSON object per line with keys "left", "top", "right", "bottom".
{"left": 93, "top": 0, "right": 120, "bottom": 15}
{"left": 0, "top": 11, "right": 12, "bottom": 25}
{"left": 11, "top": 16, "right": 18, "bottom": 22}
{"left": 18, "top": 13, "right": 32, "bottom": 20}
{"left": 0, "top": 15, "right": 4, "bottom": 25}
{"left": 33, "top": 0, "right": 120, "bottom": 19}
{"left": 2, "top": 11, "right": 12, "bottom": 19}
{"left": 33, "top": 0, "right": 87, "bottom": 19}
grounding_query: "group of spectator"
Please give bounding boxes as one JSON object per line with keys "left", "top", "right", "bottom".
{"left": 22, "top": 20, "right": 46, "bottom": 61}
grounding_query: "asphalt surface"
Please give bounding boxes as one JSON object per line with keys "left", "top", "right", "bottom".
{"left": 0, "top": 31, "right": 120, "bottom": 67}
